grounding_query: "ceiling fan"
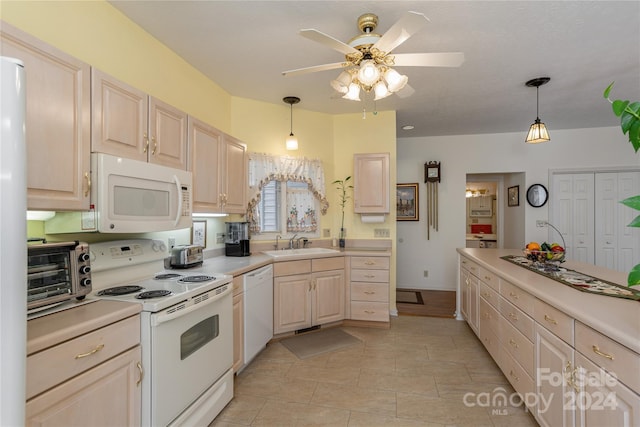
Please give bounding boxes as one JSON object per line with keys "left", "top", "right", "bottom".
{"left": 282, "top": 11, "right": 464, "bottom": 101}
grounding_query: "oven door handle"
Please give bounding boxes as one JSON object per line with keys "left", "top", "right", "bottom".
{"left": 152, "top": 284, "right": 231, "bottom": 326}
{"left": 173, "top": 174, "right": 183, "bottom": 227}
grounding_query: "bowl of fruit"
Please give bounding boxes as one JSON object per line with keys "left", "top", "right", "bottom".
{"left": 523, "top": 241, "right": 565, "bottom": 264}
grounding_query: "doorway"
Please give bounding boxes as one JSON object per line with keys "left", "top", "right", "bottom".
{"left": 465, "top": 176, "right": 499, "bottom": 248}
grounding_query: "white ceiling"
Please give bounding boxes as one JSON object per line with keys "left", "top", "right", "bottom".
{"left": 109, "top": 1, "right": 640, "bottom": 138}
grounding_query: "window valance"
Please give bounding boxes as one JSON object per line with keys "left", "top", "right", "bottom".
{"left": 247, "top": 153, "right": 329, "bottom": 232}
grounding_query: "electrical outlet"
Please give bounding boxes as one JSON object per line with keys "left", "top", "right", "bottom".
{"left": 323, "top": 228, "right": 330, "bottom": 238}
{"left": 424, "top": 270, "right": 429, "bottom": 278}
{"left": 216, "top": 233, "right": 224, "bottom": 244}
{"left": 374, "top": 228, "right": 390, "bottom": 238}
{"left": 536, "top": 220, "right": 547, "bottom": 227}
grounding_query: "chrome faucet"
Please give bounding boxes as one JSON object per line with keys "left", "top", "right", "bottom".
{"left": 296, "top": 236, "right": 306, "bottom": 249}
{"left": 274, "top": 235, "right": 282, "bottom": 250}
{"left": 289, "top": 234, "right": 298, "bottom": 249}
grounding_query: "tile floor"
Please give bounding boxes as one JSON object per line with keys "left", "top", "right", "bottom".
{"left": 211, "top": 316, "right": 539, "bottom": 426}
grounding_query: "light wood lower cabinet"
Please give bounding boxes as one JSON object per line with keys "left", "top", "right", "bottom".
{"left": 26, "top": 313, "right": 142, "bottom": 426}
{"left": 273, "top": 257, "right": 345, "bottom": 334}
{"left": 232, "top": 275, "right": 244, "bottom": 373}
{"left": 26, "top": 346, "right": 142, "bottom": 426}
{"left": 349, "top": 256, "right": 390, "bottom": 322}
{"left": 461, "top": 254, "right": 640, "bottom": 427}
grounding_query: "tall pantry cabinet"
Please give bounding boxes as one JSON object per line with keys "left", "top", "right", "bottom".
{"left": 0, "top": 22, "right": 91, "bottom": 211}
{"left": 551, "top": 171, "right": 640, "bottom": 272}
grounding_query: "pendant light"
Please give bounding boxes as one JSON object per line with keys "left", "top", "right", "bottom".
{"left": 283, "top": 96, "right": 300, "bottom": 150}
{"left": 525, "top": 77, "right": 551, "bottom": 143}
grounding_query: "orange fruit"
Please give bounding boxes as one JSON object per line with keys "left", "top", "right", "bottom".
{"left": 527, "top": 242, "right": 541, "bottom": 251}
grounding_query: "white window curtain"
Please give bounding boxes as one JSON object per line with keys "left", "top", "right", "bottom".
{"left": 247, "top": 153, "right": 329, "bottom": 233}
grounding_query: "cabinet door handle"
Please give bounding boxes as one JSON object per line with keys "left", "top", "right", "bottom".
{"left": 365, "top": 261, "right": 375, "bottom": 265}
{"left": 364, "top": 310, "right": 375, "bottom": 314}
{"left": 544, "top": 314, "right": 557, "bottom": 325}
{"left": 484, "top": 275, "right": 491, "bottom": 281}
{"left": 136, "top": 361, "right": 144, "bottom": 387}
{"left": 509, "top": 292, "right": 519, "bottom": 299}
{"left": 84, "top": 172, "right": 91, "bottom": 197}
{"left": 509, "top": 339, "right": 519, "bottom": 349}
{"left": 364, "top": 274, "right": 375, "bottom": 278}
{"left": 75, "top": 343, "right": 104, "bottom": 359}
{"left": 481, "top": 292, "right": 490, "bottom": 298}
{"left": 592, "top": 345, "right": 614, "bottom": 360}
{"left": 508, "top": 312, "right": 518, "bottom": 321}
{"left": 364, "top": 291, "right": 375, "bottom": 295}
{"left": 151, "top": 136, "right": 157, "bottom": 155}
{"left": 509, "top": 370, "right": 519, "bottom": 382}
{"left": 143, "top": 133, "right": 149, "bottom": 153}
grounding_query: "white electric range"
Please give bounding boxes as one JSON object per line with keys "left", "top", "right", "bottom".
{"left": 90, "top": 239, "right": 234, "bottom": 427}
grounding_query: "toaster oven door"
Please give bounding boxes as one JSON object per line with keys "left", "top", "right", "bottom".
{"left": 27, "top": 247, "right": 74, "bottom": 310}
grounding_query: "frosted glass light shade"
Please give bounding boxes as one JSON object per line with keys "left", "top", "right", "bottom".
{"left": 384, "top": 68, "right": 408, "bottom": 93}
{"left": 330, "top": 71, "right": 352, "bottom": 94}
{"left": 342, "top": 83, "right": 361, "bottom": 101}
{"left": 357, "top": 60, "right": 380, "bottom": 86}
{"left": 373, "top": 81, "right": 391, "bottom": 100}
{"left": 286, "top": 133, "right": 298, "bottom": 150}
{"left": 525, "top": 118, "right": 550, "bottom": 143}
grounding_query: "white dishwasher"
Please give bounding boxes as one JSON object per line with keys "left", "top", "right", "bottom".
{"left": 243, "top": 264, "right": 274, "bottom": 366}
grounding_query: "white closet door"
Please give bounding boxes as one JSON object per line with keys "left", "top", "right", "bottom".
{"left": 595, "top": 173, "right": 618, "bottom": 270}
{"left": 551, "top": 174, "right": 594, "bottom": 263}
{"left": 616, "top": 172, "right": 640, "bottom": 272}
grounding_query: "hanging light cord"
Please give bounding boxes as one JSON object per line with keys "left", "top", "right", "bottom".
{"left": 289, "top": 103, "right": 294, "bottom": 136}
{"left": 535, "top": 86, "right": 540, "bottom": 120}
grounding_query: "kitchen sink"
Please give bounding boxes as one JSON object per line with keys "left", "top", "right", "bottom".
{"left": 262, "top": 247, "right": 340, "bottom": 259}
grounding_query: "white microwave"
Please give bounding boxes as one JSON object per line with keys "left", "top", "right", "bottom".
{"left": 91, "top": 153, "right": 193, "bottom": 233}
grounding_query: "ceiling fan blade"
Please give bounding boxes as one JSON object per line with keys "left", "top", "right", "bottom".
{"left": 393, "top": 52, "right": 465, "bottom": 67}
{"left": 299, "top": 29, "right": 359, "bottom": 55}
{"left": 282, "top": 62, "right": 346, "bottom": 77}
{"left": 373, "top": 11, "right": 430, "bottom": 54}
{"left": 395, "top": 84, "right": 415, "bottom": 98}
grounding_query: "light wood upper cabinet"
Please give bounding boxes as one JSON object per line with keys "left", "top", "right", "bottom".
{"left": 1, "top": 22, "right": 91, "bottom": 211}
{"left": 353, "top": 153, "right": 390, "bottom": 213}
{"left": 92, "top": 69, "right": 188, "bottom": 170}
{"left": 189, "top": 116, "right": 247, "bottom": 214}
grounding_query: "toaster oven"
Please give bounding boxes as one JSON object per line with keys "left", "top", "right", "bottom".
{"left": 27, "top": 241, "right": 92, "bottom": 312}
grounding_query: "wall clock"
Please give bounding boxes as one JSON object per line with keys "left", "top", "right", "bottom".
{"left": 424, "top": 161, "right": 441, "bottom": 183}
{"left": 526, "top": 184, "right": 548, "bottom": 207}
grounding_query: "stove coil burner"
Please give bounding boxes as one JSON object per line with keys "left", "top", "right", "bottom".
{"left": 97, "top": 286, "right": 144, "bottom": 296}
{"left": 154, "top": 273, "right": 182, "bottom": 280}
{"left": 136, "top": 290, "right": 172, "bottom": 299}
{"left": 178, "top": 275, "right": 215, "bottom": 283}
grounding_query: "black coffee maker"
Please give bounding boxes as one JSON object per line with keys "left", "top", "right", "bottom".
{"left": 225, "top": 222, "right": 251, "bottom": 257}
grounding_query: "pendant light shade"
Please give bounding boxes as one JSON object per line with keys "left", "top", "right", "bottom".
{"left": 525, "top": 77, "right": 551, "bottom": 144}
{"left": 283, "top": 96, "right": 300, "bottom": 150}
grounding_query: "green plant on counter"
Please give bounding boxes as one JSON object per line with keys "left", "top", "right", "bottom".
{"left": 604, "top": 82, "right": 640, "bottom": 287}
{"left": 332, "top": 176, "right": 352, "bottom": 247}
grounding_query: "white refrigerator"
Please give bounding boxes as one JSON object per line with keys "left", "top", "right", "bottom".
{"left": 0, "top": 56, "right": 27, "bottom": 425}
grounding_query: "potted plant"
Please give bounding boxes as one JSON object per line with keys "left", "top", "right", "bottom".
{"left": 603, "top": 82, "right": 640, "bottom": 286}
{"left": 332, "top": 176, "right": 352, "bottom": 248}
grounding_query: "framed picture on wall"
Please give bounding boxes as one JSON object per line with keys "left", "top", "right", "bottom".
{"left": 508, "top": 185, "right": 520, "bottom": 207}
{"left": 397, "top": 183, "right": 419, "bottom": 221}
{"left": 191, "top": 220, "right": 207, "bottom": 247}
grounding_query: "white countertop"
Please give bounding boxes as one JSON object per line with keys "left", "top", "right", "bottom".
{"left": 457, "top": 248, "right": 640, "bottom": 354}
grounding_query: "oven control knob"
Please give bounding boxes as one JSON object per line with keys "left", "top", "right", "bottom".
{"left": 78, "top": 252, "right": 90, "bottom": 262}
{"left": 80, "top": 277, "right": 92, "bottom": 287}
{"left": 79, "top": 265, "right": 91, "bottom": 275}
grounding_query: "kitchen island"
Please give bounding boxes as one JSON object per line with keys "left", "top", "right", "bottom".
{"left": 457, "top": 248, "right": 639, "bottom": 426}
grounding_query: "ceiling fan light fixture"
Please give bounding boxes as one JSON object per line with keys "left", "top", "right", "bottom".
{"left": 384, "top": 68, "right": 408, "bottom": 93}
{"left": 283, "top": 96, "right": 300, "bottom": 150}
{"left": 358, "top": 60, "right": 381, "bottom": 86}
{"left": 525, "top": 77, "right": 551, "bottom": 144}
{"left": 342, "top": 82, "right": 361, "bottom": 101}
{"left": 330, "top": 70, "right": 352, "bottom": 94}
